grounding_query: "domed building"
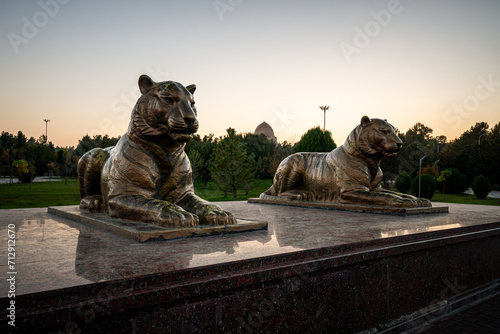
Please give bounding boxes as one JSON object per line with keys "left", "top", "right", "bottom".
{"left": 254, "top": 122, "right": 277, "bottom": 142}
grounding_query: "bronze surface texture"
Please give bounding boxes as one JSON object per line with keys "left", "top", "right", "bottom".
{"left": 262, "top": 116, "right": 433, "bottom": 208}
{"left": 78, "top": 75, "right": 235, "bottom": 228}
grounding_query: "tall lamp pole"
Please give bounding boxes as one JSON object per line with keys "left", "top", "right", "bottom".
{"left": 43, "top": 119, "right": 50, "bottom": 143}
{"left": 478, "top": 133, "right": 486, "bottom": 154}
{"left": 319, "top": 106, "right": 330, "bottom": 131}
{"left": 417, "top": 146, "right": 427, "bottom": 199}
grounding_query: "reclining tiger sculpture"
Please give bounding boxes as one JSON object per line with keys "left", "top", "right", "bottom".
{"left": 261, "top": 116, "right": 431, "bottom": 208}
{"left": 78, "top": 75, "right": 236, "bottom": 227}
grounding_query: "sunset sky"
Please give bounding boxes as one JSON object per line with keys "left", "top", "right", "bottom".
{"left": 1, "top": 0, "right": 499, "bottom": 148}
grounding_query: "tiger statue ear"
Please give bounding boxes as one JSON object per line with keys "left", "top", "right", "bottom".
{"left": 138, "top": 75, "right": 157, "bottom": 94}
{"left": 186, "top": 84, "right": 196, "bottom": 95}
{"left": 361, "top": 116, "right": 371, "bottom": 127}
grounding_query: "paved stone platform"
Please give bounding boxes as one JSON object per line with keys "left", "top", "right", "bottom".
{"left": 0, "top": 202, "right": 499, "bottom": 333}
{"left": 248, "top": 197, "right": 449, "bottom": 215}
{"left": 48, "top": 206, "right": 268, "bottom": 242}
{"left": 0, "top": 202, "right": 496, "bottom": 297}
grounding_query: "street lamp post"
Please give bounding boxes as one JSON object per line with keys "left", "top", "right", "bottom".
{"left": 417, "top": 146, "right": 427, "bottom": 198}
{"left": 319, "top": 106, "right": 330, "bottom": 130}
{"left": 43, "top": 119, "right": 50, "bottom": 143}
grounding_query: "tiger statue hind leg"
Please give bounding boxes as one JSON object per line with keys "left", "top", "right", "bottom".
{"left": 77, "top": 147, "right": 113, "bottom": 212}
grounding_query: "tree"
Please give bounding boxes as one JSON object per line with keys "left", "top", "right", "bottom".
{"left": 12, "top": 159, "right": 35, "bottom": 187}
{"left": 15, "top": 131, "right": 27, "bottom": 151}
{"left": 405, "top": 123, "right": 433, "bottom": 143}
{"left": 471, "top": 175, "right": 492, "bottom": 199}
{"left": 437, "top": 169, "right": 452, "bottom": 194}
{"left": 209, "top": 128, "right": 255, "bottom": 200}
{"left": 242, "top": 133, "right": 276, "bottom": 179}
{"left": 436, "top": 122, "right": 497, "bottom": 185}
{"left": 187, "top": 148, "right": 204, "bottom": 183}
{"left": 24, "top": 136, "right": 56, "bottom": 176}
{"left": 13, "top": 159, "right": 29, "bottom": 180}
{"left": 268, "top": 141, "right": 294, "bottom": 176}
{"left": 294, "top": 127, "right": 336, "bottom": 153}
{"left": 398, "top": 122, "right": 435, "bottom": 177}
{"left": 185, "top": 134, "right": 218, "bottom": 188}
{"left": 411, "top": 174, "right": 436, "bottom": 199}
{"left": 395, "top": 172, "right": 412, "bottom": 194}
{"left": 74, "top": 134, "right": 120, "bottom": 158}
{"left": 437, "top": 168, "right": 468, "bottom": 194}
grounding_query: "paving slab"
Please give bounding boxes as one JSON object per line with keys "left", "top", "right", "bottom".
{"left": 248, "top": 197, "right": 449, "bottom": 215}
{"left": 0, "top": 202, "right": 499, "bottom": 297}
{"left": 48, "top": 206, "right": 268, "bottom": 242}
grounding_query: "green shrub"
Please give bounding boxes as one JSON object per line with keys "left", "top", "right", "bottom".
{"left": 471, "top": 175, "right": 492, "bottom": 199}
{"left": 411, "top": 174, "right": 437, "bottom": 199}
{"left": 437, "top": 168, "right": 468, "bottom": 194}
{"left": 293, "top": 127, "right": 336, "bottom": 153}
{"left": 395, "top": 172, "right": 412, "bottom": 194}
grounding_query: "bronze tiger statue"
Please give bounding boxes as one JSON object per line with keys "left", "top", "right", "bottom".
{"left": 78, "top": 75, "right": 236, "bottom": 227}
{"left": 261, "top": 116, "right": 431, "bottom": 208}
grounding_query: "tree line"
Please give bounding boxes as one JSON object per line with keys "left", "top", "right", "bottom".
{"left": 1, "top": 120, "right": 498, "bottom": 199}
{"left": 380, "top": 121, "right": 500, "bottom": 187}
{"left": 0, "top": 132, "right": 120, "bottom": 181}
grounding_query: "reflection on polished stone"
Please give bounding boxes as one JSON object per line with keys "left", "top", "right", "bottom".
{"left": 0, "top": 202, "right": 499, "bottom": 297}
{"left": 380, "top": 223, "right": 463, "bottom": 238}
{"left": 49, "top": 206, "right": 267, "bottom": 242}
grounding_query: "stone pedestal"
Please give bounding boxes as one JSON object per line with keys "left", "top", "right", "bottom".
{"left": 1, "top": 202, "right": 499, "bottom": 333}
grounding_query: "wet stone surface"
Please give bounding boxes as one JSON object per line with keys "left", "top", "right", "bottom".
{"left": 0, "top": 202, "right": 499, "bottom": 297}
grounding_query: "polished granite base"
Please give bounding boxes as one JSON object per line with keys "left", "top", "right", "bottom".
{"left": 48, "top": 206, "right": 268, "bottom": 242}
{"left": 248, "top": 197, "right": 449, "bottom": 215}
{"left": 1, "top": 202, "right": 499, "bottom": 333}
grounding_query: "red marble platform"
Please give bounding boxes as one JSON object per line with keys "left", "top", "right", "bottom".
{"left": 1, "top": 202, "right": 499, "bottom": 333}
{"left": 248, "top": 197, "right": 449, "bottom": 215}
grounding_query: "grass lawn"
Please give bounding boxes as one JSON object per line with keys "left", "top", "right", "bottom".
{"left": 0, "top": 179, "right": 81, "bottom": 209}
{"left": 1, "top": 178, "right": 498, "bottom": 209}
{"left": 431, "top": 192, "right": 500, "bottom": 206}
{"left": 0, "top": 179, "right": 274, "bottom": 209}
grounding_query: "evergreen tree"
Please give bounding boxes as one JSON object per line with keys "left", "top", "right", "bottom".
{"left": 185, "top": 134, "right": 218, "bottom": 188}
{"left": 293, "top": 127, "right": 336, "bottom": 153}
{"left": 209, "top": 128, "right": 255, "bottom": 200}
{"left": 242, "top": 133, "right": 276, "bottom": 179}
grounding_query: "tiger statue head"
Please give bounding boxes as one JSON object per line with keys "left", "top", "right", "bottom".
{"left": 344, "top": 116, "right": 403, "bottom": 157}
{"left": 128, "top": 74, "right": 199, "bottom": 143}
